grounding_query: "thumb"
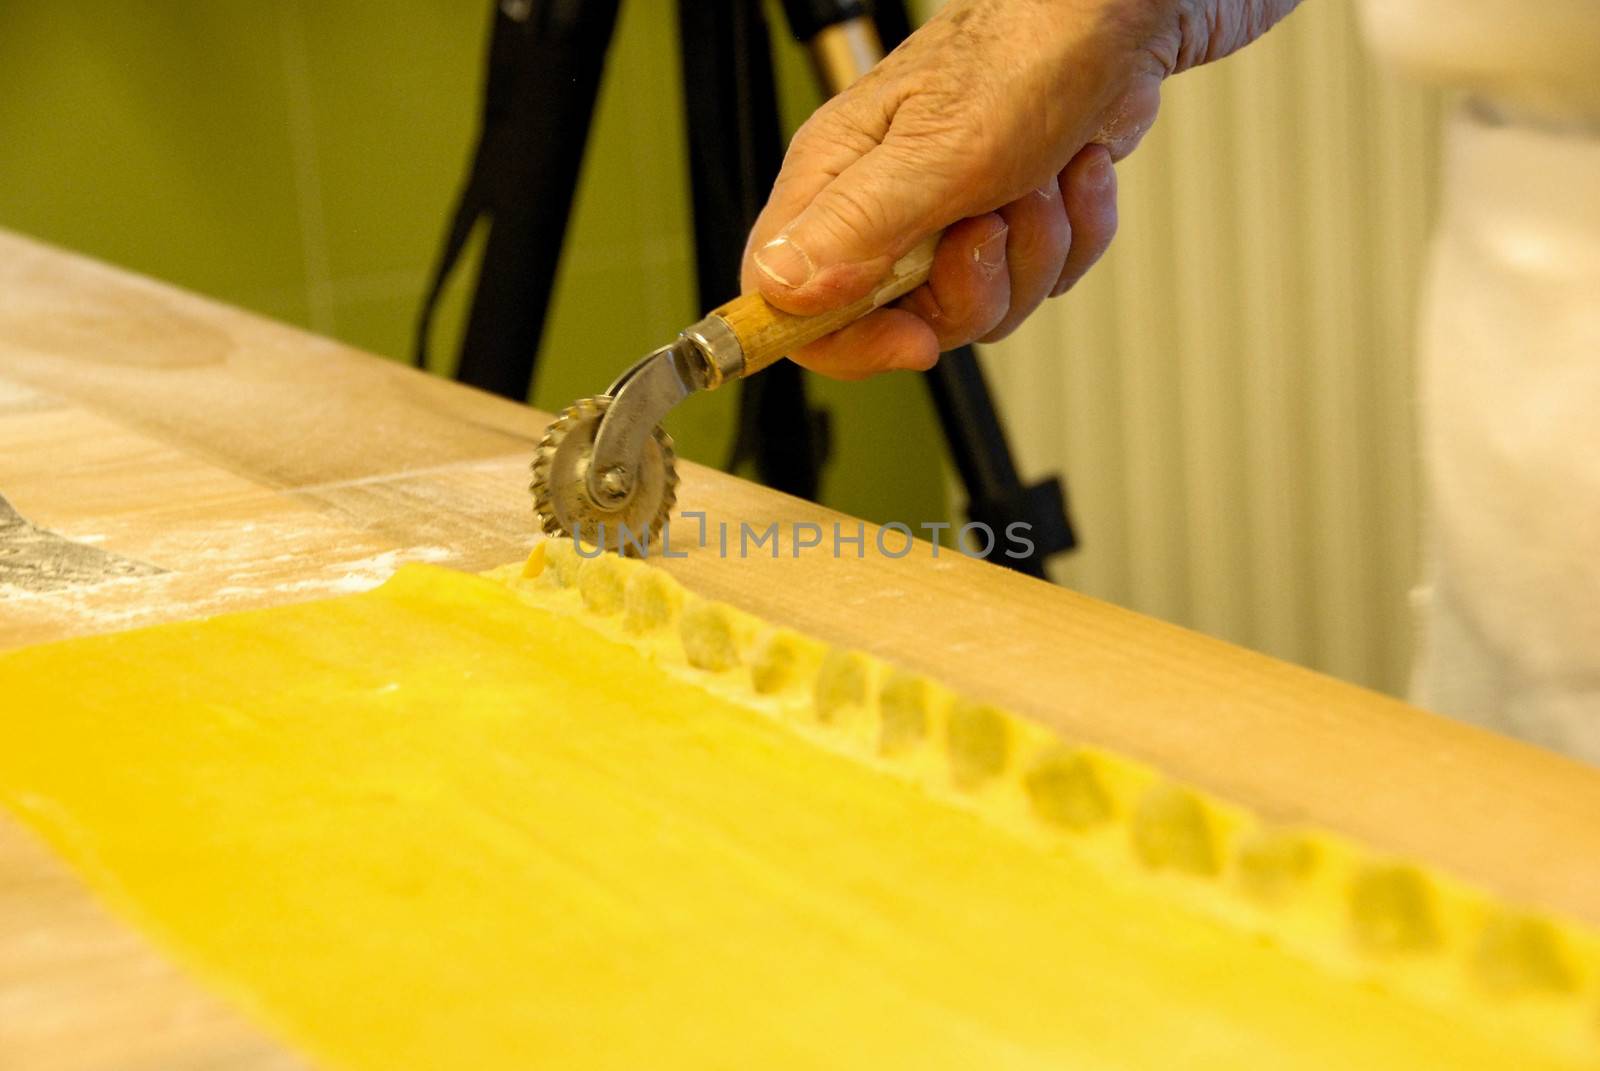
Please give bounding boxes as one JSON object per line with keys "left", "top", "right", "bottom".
{"left": 751, "top": 140, "right": 952, "bottom": 316}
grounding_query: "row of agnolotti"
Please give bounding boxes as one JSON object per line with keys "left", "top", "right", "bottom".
{"left": 497, "top": 536, "right": 1600, "bottom": 1064}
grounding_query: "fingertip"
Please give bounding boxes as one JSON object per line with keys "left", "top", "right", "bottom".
{"left": 1064, "top": 144, "right": 1116, "bottom": 197}
{"left": 892, "top": 339, "right": 941, "bottom": 373}
{"left": 1054, "top": 146, "right": 1119, "bottom": 297}
{"left": 897, "top": 215, "right": 1011, "bottom": 349}
{"left": 951, "top": 213, "right": 1011, "bottom": 281}
{"left": 983, "top": 181, "right": 1072, "bottom": 340}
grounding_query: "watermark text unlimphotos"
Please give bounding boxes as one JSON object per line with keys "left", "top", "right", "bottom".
{"left": 572, "top": 513, "right": 1035, "bottom": 561}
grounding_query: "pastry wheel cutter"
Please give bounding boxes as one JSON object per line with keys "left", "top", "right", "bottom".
{"left": 530, "top": 237, "right": 937, "bottom": 552}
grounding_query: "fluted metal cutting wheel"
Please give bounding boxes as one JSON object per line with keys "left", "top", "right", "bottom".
{"left": 529, "top": 397, "right": 678, "bottom": 555}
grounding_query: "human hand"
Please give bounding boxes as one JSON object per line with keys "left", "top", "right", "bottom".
{"left": 740, "top": 0, "right": 1299, "bottom": 379}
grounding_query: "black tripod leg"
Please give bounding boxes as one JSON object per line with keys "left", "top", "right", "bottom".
{"left": 448, "top": 1, "right": 623, "bottom": 401}
{"left": 923, "top": 355, "right": 1075, "bottom": 579}
{"left": 679, "top": 0, "right": 828, "bottom": 500}
{"left": 868, "top": 0, "right": 1076, "bottom": 578}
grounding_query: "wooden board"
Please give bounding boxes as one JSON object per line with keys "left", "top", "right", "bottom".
{"left": 3, "top": 228, "right": 1600, "bottom": 1067}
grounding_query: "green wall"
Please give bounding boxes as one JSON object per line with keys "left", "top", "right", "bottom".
{"left": 0, "top": 1, "right": 944, "bottom": 526}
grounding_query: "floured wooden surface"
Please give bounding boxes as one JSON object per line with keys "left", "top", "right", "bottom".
{"left": 0, "top": 377, "right": 521, "bottom": 649}
{"left": 2, "top": 562, "right": 1595, "bottom": 1070}
{"left": 0, "top": 488, "right": 162, "bottom": 595}
{"left": 4, "top": 228, "right": 1600, "bottom": 1067}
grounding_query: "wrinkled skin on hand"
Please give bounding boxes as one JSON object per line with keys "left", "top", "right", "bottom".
{"left": 741, "top": 0, "right": 1300, "bottom": 379}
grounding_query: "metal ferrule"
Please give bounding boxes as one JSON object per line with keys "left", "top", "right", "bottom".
{"left": 679, "top": 314, "right": 745, "bottom": 389}
{"left": 809, "top": 19, "right": 882, "bottom": 94}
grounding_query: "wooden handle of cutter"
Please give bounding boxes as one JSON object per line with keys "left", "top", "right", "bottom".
{"left": 708, "top": 236, "right": 939, "bottom": 378}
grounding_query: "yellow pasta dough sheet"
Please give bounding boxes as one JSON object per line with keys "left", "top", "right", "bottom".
{"left": 1, "top": 550, "right": 1597, "bottom": 1069}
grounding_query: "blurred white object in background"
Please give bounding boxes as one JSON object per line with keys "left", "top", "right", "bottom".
{"left": 1360, "top": 0, "right": 1600, "bottom": 124}
{"left": 1360, "top": 0, "right": 1600, "bottom": 761}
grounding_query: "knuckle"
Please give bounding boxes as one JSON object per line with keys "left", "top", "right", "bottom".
{"left": 792, "top": 99, "right": 883, "bottom": 160}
